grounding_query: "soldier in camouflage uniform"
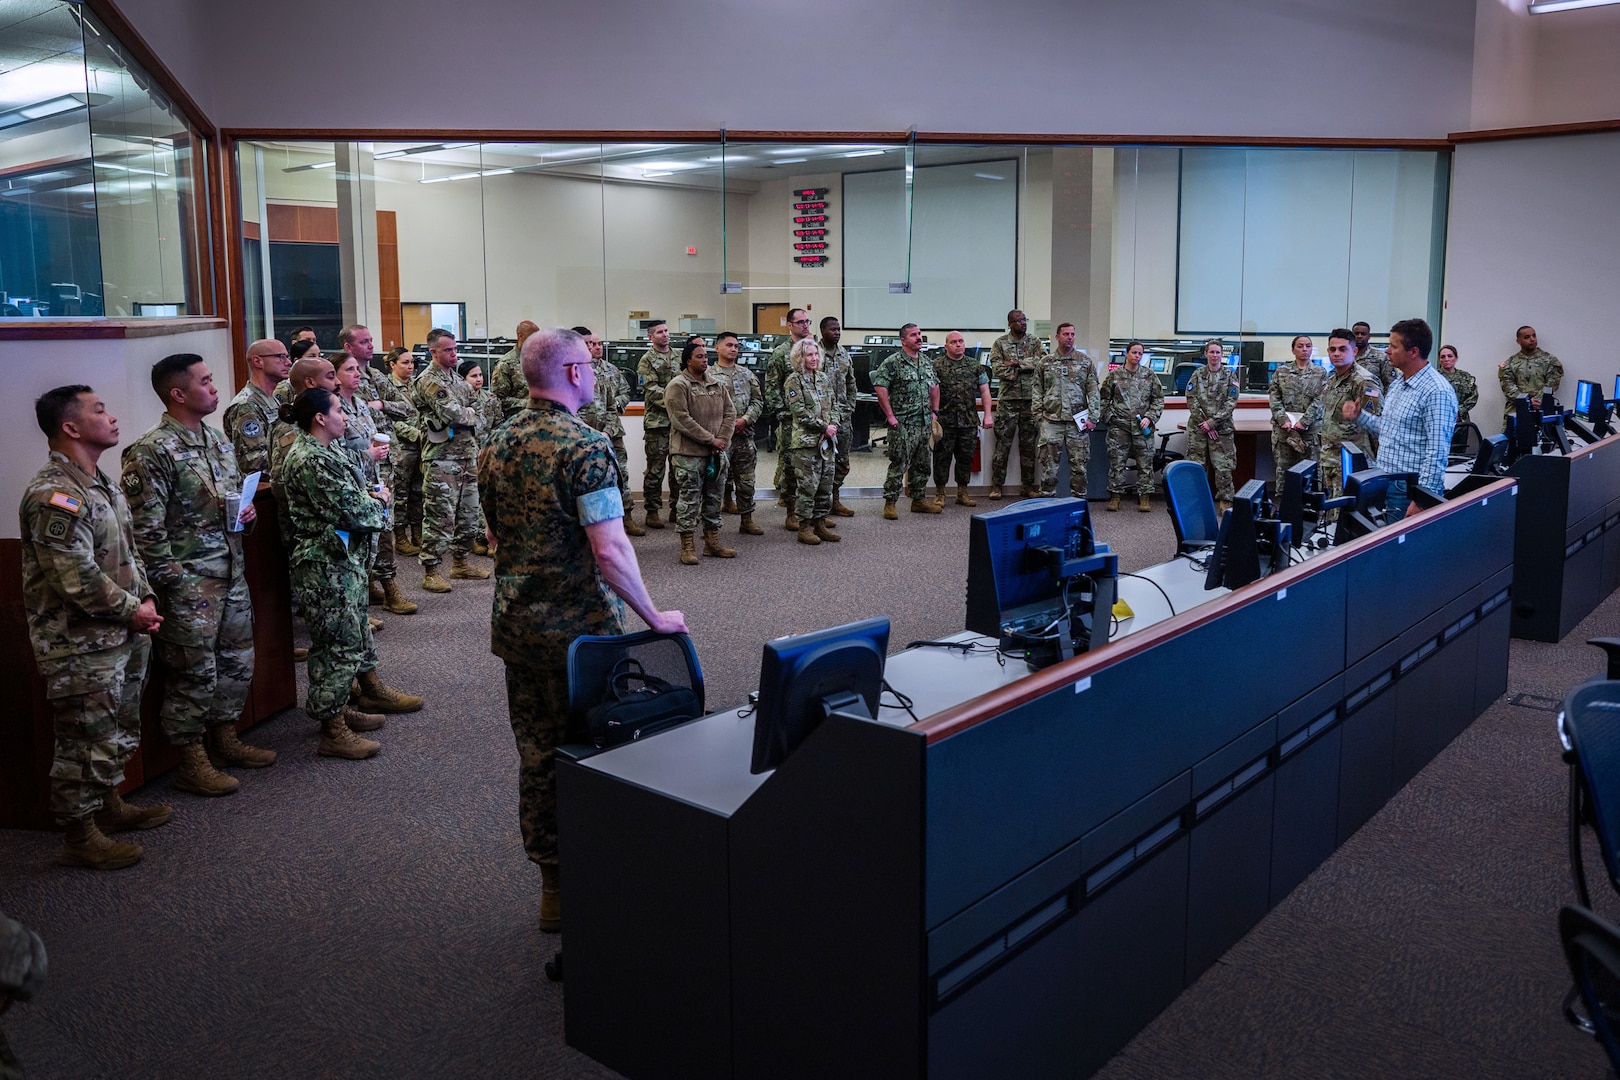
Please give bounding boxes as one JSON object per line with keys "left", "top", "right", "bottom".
{"left": 337, "top": 326, "right": 410, "bottom": 599}
{"left": 1499, "top": 324, "right": 1564, "bottom": 430}
{"left": 711, "top": 331, "right": 765, "bottom": 536}
{"left": 763, "top": 309, "right": 814, "bottom": 524}
{"left": 1269, "top": 335, "right": 1329, "bottom": 499}
{"left": 476, "top": 327, "right": 687, "bottom": 933}
{"left": 1437, "top": 345, "right": 1478, "bottom": 432}
{"left": 333, "top": 350, "right": 419, "bottom": 619}
{"left": 1185, "top": 340, "right": 1240, "bottom": 506}
{"left": 637, "top": 320, "right": 683, "bottom": 531}
{"left": 1319, "top": 329, "right": 1383, "bottom": 505}
{"left": 22, "top": 386, "right": 170, "bottom": 870}
{"left": 665, "top": 339, "right": 738, "bottom": 563}
{"left": 222, "top": 339, "right": 290, "bottom": 482}
{"left": 873, "top": 323, "right": 942, "bottom": 518}
{"left": 378, "top": 348, "right": 424, "bottom": 554}
{"left": 932, "top": 331, "right": 993, "bottom": 508}
{"left": 1353, "top": 322, "right": 1398, "bottom": 393}
{"left": 460, "top": 359, "right": 507, "bottom": 556}
{"left": 570, "top": 328, "right": 645, "bottom": 537}
{"left": 782, "top": 339, "right": 841, "bottom": 545}
{"left": 988, "top": 309, "right": 1046, "bottom": 498}
{"left": 411, "top": 330, "right": 490, "bottom": 592}
{"left": 1101, "top": 341, "right": 1165, "bottom": 511}
{"left": 820, "top": 317, "right": 860, "bottom": 517}
{"left": 0, "top": 906, "right": 46, "bottom": 1079}
{"left": 490, "top": 320, "right": 540, "bottom": 418}
{"left": 1035, "top": 323, "right": 1102, "bottom": 499}
{"left": 122, "top": 354, "right": 275, "bottom": 798}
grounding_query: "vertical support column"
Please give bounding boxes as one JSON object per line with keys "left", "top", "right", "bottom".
{"left": 334, "top": 142, "right": 382, "bottom": 334}
{"left": 1051, "top": 148, "right": 1115, "bottom": 364}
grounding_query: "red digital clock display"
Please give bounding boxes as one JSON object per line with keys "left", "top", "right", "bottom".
{"left": 793, "top": 201, "right": 828, "bottom": 212}
{"left": 794, "top": 188, "right": 829, "bottom": 198}
{"left": 794, "top": 228, "right": 827, "bottom": 238}
{"left": 793, "top": 214, "right": 828, "bottom": 225}
{"left": 793, "top": 242, "right": 828, "bottom": 251}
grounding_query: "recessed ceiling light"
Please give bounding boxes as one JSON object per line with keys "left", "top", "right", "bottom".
{"left": 843, "top": 149, "right": 886, "bottom": 158}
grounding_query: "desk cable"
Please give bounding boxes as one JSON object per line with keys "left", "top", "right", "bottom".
{"left": 1118, "top": 571, "right": 1177, "bottom": 618}
{"left": 906, "top": 638, "right": 1010, "bottom": 667}
{"left": 880, "top": 680, "right": 921, "bottom": 723}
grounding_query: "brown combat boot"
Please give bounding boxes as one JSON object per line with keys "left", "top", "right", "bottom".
{"left": 173, "top": 741, "right": 239, "bottom": 797}
{"left": 368, "top": 578, "right": 386, "bottom": 605}
{"left": 1107, "top": 494, "right": 1121, "bottom": 512}
{"left": 450, "top": 554, "right": 491, "bottom": 580}
{"left": 1217, "top": 499, "right": 1232, "bottom": 517}
{"left": 539, "top": 862, "right": 562, "bottom": 933}
{"left": 722, "top": 494, "right": 738, "bottom": 515}
{"left": 1021, "top": 485, "right": 1037, "bottom": 498}
{"left": 1139, "top": 495, "right": 1152, "bottom": 513}
{"left": 472, "top": 537, "right": 490, "bottom": 557}
{"left": 319, "top": 715, "right": 381, "bottom": 760}
{"left": 831, "top": 491, "right": 856, "bottom": 517}
{"left": 784, "top": 511, "right": 800, "bottom": 531}
{"left": 934, "top": 483, "right": 948, "bottom": 508}
{"left": 422, "top": 565, "right": 452, "bottom": 593}
{"left": 95, "top": 789, "right": 172, "bottom": 833}
{"left": 393, "top": 526, "right": 420, "bottom": 556}
{"left": 381, "top": 579, "right": 418, "bottom": 615}
{"left": 739, "top": 513, "right": 764, "bottom": 536}
{"left": 956, "top": 485, "right": 977, "bottom": 507}
{"left": 623, "top": 513, "right": 646, "bottom": 537}
{"left": 368, "top": 614, "right": 384, "bottom": 632}
{"left": 702, "top": 528, "right": 736, "bottom": 558}
{"left": 679, "top": 532, "right": 699, "bottom": 565}
{"left": 883, "top": 500, "right": 899, "bottom": 520}
{"left": 211, "top": 724, "right": 277, "bottom": 768}
{"left": 911, "top": 497, "right": 942, "bottom": 515}
{"left": 355, "top": 668, "right": 424, "bottom": 713}
{"left": 797, "top": 522, "right": 822, "bottom": 545}
{"left": 341, "top": 701, "right": 386, "bottom": 732}
{"left": 813, "top": 518, "right": 841, "bottom": 543}
{"left": 644, "top": 507, "right": 665, "bottom": 530}
{"left": 988, "top": 485, "right": 1003, "bottom": 500}
{"left": 59, "top": 817, "right": 142, "bottom": 870}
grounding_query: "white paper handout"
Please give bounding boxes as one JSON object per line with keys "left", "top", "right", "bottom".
{"left": 236, "top": 471, "right": 260, "bottom": 529}
{"left": 1072, "top": 410, "right": 1090, "bottom": 428}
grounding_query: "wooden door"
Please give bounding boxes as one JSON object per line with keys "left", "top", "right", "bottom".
{"left": 754, "top": 303, "right": 791, "bottom": 335}
{"left": 401, "top": 304, "right": 434, "bottom": 351}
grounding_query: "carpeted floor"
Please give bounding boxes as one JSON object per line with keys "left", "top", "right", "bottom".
{"left": 0, "top": 491, "right": 1612, "bottom": 1078}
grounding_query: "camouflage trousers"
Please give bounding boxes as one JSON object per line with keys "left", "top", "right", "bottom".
{"left": 774, "top": 414, "right": 798, "bottom": 505}
{"left": 610, "top": 435, "right": 633, "bottom": 508}
{"left": 727, "top": 431, "right": 758, "bottom": 515}
{"left": 672, "top": 453, "right": 727, "bottom": 532}
{"left": 154, "top": 573, "right": 255, "bottom": 745}
{"left": 833, "top": 420, "right": 853, "bottom": 489}
{"left": 1187, "top": 424, "right": 1237, "bottom": 501}
{"left": 45, "top": 636, "right": 150, "bottom": 822}
{"left": 504, "top": 650, "right": 581, "bottom": 867}
{"left": 420, "top": 457, "right": 481, "bottom": 568}
{"left": 1038, "top": 421, "right": 1091, "bottom": 496}
{"left": 991, "top": 398, "right": 1038, "bottom": 488}
{"left": 372, "top": 509, "right": 397, "bottom": 581}
{"left": 1106, "top": 425, "right": 1155, "bottom": 496}
{"left": 884, "top": 420, "right": 933, "bottom": 502}
{"left": 391, "top": 440, "right": 424, "bottom": 532}
{"left": 1272, "top": 430, "right": 1319, "bottom": 501}
{"left": 790, "top": 445, "right": 835, "bottom": 521}
{"left": 933, "top": 421, "right": 978, "bottom": 488}
{"left": 292, "top": 556, "right": 376, "bottom": 723}
{"left": 1320, "top": 445, "right": 1345, "bottom": 513}
{"left": 643, "top": 427, "right": 678, "bottom": 513}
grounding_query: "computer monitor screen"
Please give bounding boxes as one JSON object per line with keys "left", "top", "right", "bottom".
{"left": 1341, "top": 445, "right": 1368, "bottom": 479}
{"left": 1473, "top": 434, "right": 1507, "bottom": 475}
{"left": 751, "top": 617, "right": 890, "bottom": 775}
{"left": 1576, "top": 380, "right": 1597, "bottom": 420}
{"left": 1150, "top": 357, "right": 1168, "bottom": 374}
{"left": 1614, "top": 374, "right": 1620, "bottom": 404}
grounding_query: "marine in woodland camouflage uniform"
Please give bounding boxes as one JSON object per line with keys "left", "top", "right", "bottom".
{"left": 1498, "top": 325, "right": 1564, "bottom": 429}
{"left": 1185, "top": 345, "right": 1240, "bottom": 502}
{"left": 711, "top": 335, "right": 763, "bottom": 518}
{"left": 1035, "top": 326, "right": 1102, "bottom": 497}
{"left": 988, "top": 310, "right": 1046, "bottom": 493}
{"left": 1319, "top": 331, "right": 1383, "bottom": 503}
{"left": 872, "top": 325, "right": 939, "bottom": 506}
{"left": 1269, "top": 338, "right": 1329, "bottom": 499}
{"left": 637, "top": 322, "right": 683, "bottom": 519}
{"left": 932, "top": 332, "right": 989, "bottom": 493}
{"left": 1101, "top": 345, "right": 1166, "bottom": 499}
{"left": 410, "top": 332, "right": 484, "bottom": 572}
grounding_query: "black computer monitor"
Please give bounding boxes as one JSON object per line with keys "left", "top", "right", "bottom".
{"left": 1278, "top": 459, "right": 1319, "bottom": 548}
{"left": 1340, "top": 445, "right": 1368, "bottom": 479}
{"left": 1474, "top": 433, "right": 1507, "bottom": 475}
{"left": 1577, "top": 380, "right": 1598, "bottom": 420}
{"left": 750, "top": 617, "right": 890, "bottom": 774}
{"left": 1614, "top": 374, "right": 1620, "bottom": 405}
{"left": 1332, "top": 468, "right": 1422, "bottom": 544}
{"left": 1574, "top": 379, "right": 1613, "bottom": 439}
{"left": 1203, "top": 479, "right": 1290, "bottom": 590}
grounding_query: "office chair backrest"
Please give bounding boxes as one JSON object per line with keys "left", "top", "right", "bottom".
{"left": 1560, "top": 904, "right": 1620, "bottom": 1072}
{"left": 1173, "top": 362, "right": 1200, "bottom": 394}
{"left": 1164, "top": 459, "right": 1218, "bottom": 552}
{"left": 1450, "top": 421, "right": 1483, "bottom": 461}
{"left": 566, "top": 630, "right": 705, "bottom": 728}
{"left": 1562, "top": 679, "right": 1620, "bottom": 895}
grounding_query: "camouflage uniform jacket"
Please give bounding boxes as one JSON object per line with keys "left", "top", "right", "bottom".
{"left": 763, "top": 339, "right": 808, "bottom": 421}
{"left": 1498, "top": 348, "right": 1564, "bottom": 412}
{"left": 337, "top": 392, "right": 382, "bottom": 488}
{"left": 711, "top": 363, "right": 763, "bottom": 435}
{"left": 824, "top": 344, "right": 858, "bottom": 424}
{"left": 872, "top": 350, "right": 937, "bottom": 423}
{"left": 1358, "top": 346, "right": 1397, "bottom": 392}
{"left": 987, "top": 332, "right": 1046, "bottom": 401}
{"left": 1101, "top": 364, "right": 1165, "bottom": 430}
{"left": 637, "top": 347, "right": 682, "bottom": 430}
{"left": 368, "top": 368, "right": 415, "bottom": 430}
{"left": 0, "top": 907, "right": 46, "bottom": 1005}
{"left": 1441, "top": 367, "right": 1479, "bottom": 424}
{"left": 475, "top": 399, "right": 627, "bottom": 662}
{"left": 579, "top": 357, "right": 630, "bottom": 439}
{"left": 1269, "top": 363, "right": 1328, "bottom": 436}
{"left": 1037, "top": 351, "right": 1102, "bottom": 425}
{"left": 783, "top": 368, "right": 835, "bottom": 450}
{"left": 121, "top": 414, "right": 245, "bottom": 593}
{"left": 410, "top": 363, "right": 480, "bottom": 463}
{"left": 19, "top": 451, "right": 151, "bottom": 671}
{"left": 280, "top": 432, "right": 386, "bottom": 569}
{"left": 380, "top": 373, "right": 421, "bottom": 446}
{"left": 935, "top": 353, "right": 990, "bottom": 427}
{"left": 1320, "top": 363, "right": 1382, "bottom": 449}
{"left": 1186, "top": 366, "right": 1239, "bottom": 431}
{"left": 472, "top": 387, "right": 504, "bottom": 448}
{"left": 491, "top": 346, "right": 528, "bottom": 418}
{"left": 222, "top": 382, "right": 278, "bottom": 480}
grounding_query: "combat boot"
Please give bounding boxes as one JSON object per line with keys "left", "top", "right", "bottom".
{"left": 539, "top": 862, "right": 562, "bottom": 933}
{"left": 784, "top": 511, "right": 799, "bottom": 531}
{"left": 318, "top": 715, "right": 381, "bottom": 760}
{"left": 94, "top": 789, "right": 171, "bottom": 833}
{"left": 211, "top": 724, "right": 277, "bottom": 768}
{"left": 422, "top": 565, "right": 452, "bottom": 593}
{"left": 956, "top": 485, "right": 977, "bottom": 507}
{"left": 59, "top": 817, "right": 142, "bottom": 870}
{"left": 797, "top": 522, "right": 822, "bottom": 546}
{"left": 623, "top": 514, "right": 646, "bottom": 537}
{"left": 174, "top": 741, "right": 239, "bottom": 797}
{"left": 813, "top": 518, "right": 841, "bottom": 543}
{"left": 381, "top": 578, "right": 418, "bottom": 615}
{"left": 393, "top": 526, "right": 420, "bottom": 556}
{"left": 702, "top": 528, "right": 736, "bottom": 558}
{"left": 368, "top": 578, "right": 386, "bottom": 605}
{"left": 911, "top": 497, "right": 942, "bottom": 515}
{"left": 722, "top": 494, "right": 738, "bottom": 515}
{"left": 1021, "top": 485, "right": 1037, "bottom": 498}
{"left": 450, "top": 554, "right": 491, "bottom": 580}
{"left": 988, "top": 485, "right": 1003, "bottom": 500}
{"left": 644, "top": 507, "right": 665, "bottom": 530}
{"left": 739, "top": 513, "right": 764, "bottom": 536}
{"left": 883, "top": 500, "right": 899, "bottom": 520}
{"left": 472, "top": 537, "right": 490, "bottom": 557}
{"left": 1217, "top": 499, "right": 1232, "bottom": 517}
{"left": 341, "top": 701, "right": 386, "bottom": 732}
{"left": 355, "top": 668, "right": 424, "bottom": 713}
{"left": 934, "top": 483, "right": 947, "bottom": 508}
{"left": 679, "top": 532, "right": 699, "bottom": 565}
{"left": 1139, "top": 495, "right": 1152, "bottom": 513}
{"left": 293, "top": 646, "right": 310, "bottom": 662}
{"left": 831, "top": 490, "right": 856, "bottom": 517}
{"left": 368, "top": 614, "right": 384, "bottom": 632}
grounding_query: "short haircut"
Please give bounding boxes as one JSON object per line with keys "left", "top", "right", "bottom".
{"left": 1203, "top": 339, "right": 1223, "bottom": 353}
{"left": 680, "top": 337, "right": 707, "bottom": 368}
{"left": 1517, "top": 324, "right": 1534, "bottom": 336}
{"left": 1056, "top": 322, "right": 1075, "bottom": 334}
{"left": 788, "top": 336, "right": 821, "bottom": 372}
{"left": 151, "top": 353, "right": 204, "bottom": 399}
{"left": 716, "top": 331, "right": 739, "bottom": 346}
{"left": 787, "top": 308, "right": 806, "bottom": 322}
{"left": 1328, "top": 328, "right": 1356, "bottom": 346}
{"left": 1007, "top": 309, "right": 1023, "bottom": 322}
{"left": 290, "top": 338, "right": 320, "bottom": 362}
{"left": 293, "top": 325, "right": 316, "bottom": 337}
{"left": 1352, "top": 321, "right": 1371, "bottom": 332}
{"left": 819, "top": 316, "right": 839, "bottom": 332}
{"left": 1126, "top": 340, "right": 1145, "bottom": 352}
{"left": 283, "top": 387, "right": 336, "bottom": 432}
{"left": 523, "top": 327, "right": 585, "bottom": 387}
{"left": 1390, "top": 317, "right": 1433, "bottom": 360}
{"left": 36, "top": 385, "right": 93, "bottom": 437}
{"left": 570, "top": 325, "right": 592, "bottom": 336}
{"left": 457, "top": 359, "right": 481, "bottom": 379}
{"left": 289, "top": 356, "right": 329, "bottom": 391}
{"left": 900, "top": 322, "right": 919, "bottom": 337}
{"left": 338, "top": 324, "right": 367, "bottom": 347}
{"left": 516, "top": 320, "right": 540, "bottom": 336}
{"left": 426, "top": 328, "right": 453, "bottom": 347}
{"left": 648, "top": 319, "right": 667, "bottom": 331}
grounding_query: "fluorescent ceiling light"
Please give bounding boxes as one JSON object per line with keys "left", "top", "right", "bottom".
{"left": 419, "top": 175, "right": 452, "bottom": 184}
{"left": 773, "top": 158, "right": 808, "bottom": 165}
{"left": 374, "top": 149, "right": 409, "bottom": 160}
{"left": 312, "top": 161, "right": 335, "bottom": 169}
{"left": 975, "top": 172, "right": 1005, "bottom": 180}
{"left": 282, "top": 160, "right": 336, "bottom": 172}
{"left": 842, "top": 149, "right": 886, "bottom": 158}
{"left": 1529, "top": 0, "right": 1620, "bottom": 10}
{"left": 642, "top": 171, "right": 673, "bottom": 178}
{"left": 481, "top": 168, "right": 513, "bottom": 177}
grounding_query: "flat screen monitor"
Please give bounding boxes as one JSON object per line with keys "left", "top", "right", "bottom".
{"left": 751, "top": 617, "right": 890, "bottom": 775}
{"left": 1614, "top": 374, "right": 1620, "bottom": 404}
{"left": 1474, "top": 433, "right": 1507, "bottom": 475}
{"left": 1278, "top": 459, "right": 1318, "bottom": 547}
{"left": 1203, "top": 479, "right": 1276, "bottom": 591}
{"left": 1576, "top": 379, "right": 1597, "bottom": 420}
{"left": 1150, "top": 357, "right": 1168, "bottom": 374}
{"left": 1341, "top": 445, "right": 1368, "bottom": 479}
{"left": 965, "top": 497, "right": 1096, "bottom": 636}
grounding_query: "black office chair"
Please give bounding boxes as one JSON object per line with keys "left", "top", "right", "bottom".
{"left": 1562, "top": 641, "right": 1620, "bottom": 909}
{"left": 1173, "top": 362, "right": 1201, "bottom": 394}
{"left": 1449, "top": 421, "right": 1483, "bottom": 467}
{"left": 1560, "top": 904, "right": 1620, "bottom": 1072}
{"left": 566, "top": 629, "right": 706, "bottom": 733}
{"left": 1164, "top": 459, "right": 1218, "bottom": 555}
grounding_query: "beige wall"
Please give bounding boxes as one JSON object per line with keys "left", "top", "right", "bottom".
{"left": 1469, "top": 0, "right": 1620, "bottom": 130}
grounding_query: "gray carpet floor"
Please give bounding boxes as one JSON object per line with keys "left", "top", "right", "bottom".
{"left": 0, "top": 491, "right": 1612, "bottom": 1078}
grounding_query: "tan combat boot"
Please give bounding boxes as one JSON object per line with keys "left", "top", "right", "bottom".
{"left": 644, "top": 507, "right": 665, "bottom": 530}
{"left": 797, "top": 521, "right": 822, "bottom": 545}
{"left": 355, "top": 668, "right": 424, "bottom": 713}
{"left": 911, "top": 496, "right": 942, "bottom": 515}
{"left": 883, "top": 500, "right": 899, "bottom": 520}
{"left": 368, "top": 578, "right": 385, "bottom": 605}
{"left": 934, "top": 483, "right": 948, "bottom": 508}
{"left": 702, "top": 528, "right": 736, "bottom": 558}
{"left": 59, "top": 817, "right": 142, "bottom": 870}
{"left": 1217, "top": 499, "right": 1232, "bottom": 517}
{"left": 813, "top": 518, "right": 841, "bottom": 543}
{"left": 987, "top": 485, "right": 1003, "bottom": 500}
{"left": 679, "top": 532, "right": 699, "bottom": 565}
{"left": 95, "top": 788, "right": 172, "bottom": 833}
{"left": 623, "top": 513, "right": 646, "bottom": 537}
{"left": 341, "top": 701, "right": 386, "bottom": 732}
{"left": 422, "top": 565, "right": 452, "bottom": 593}
{"left": 174, "top": 741, "right": 239, "bottom": 797}
{"left": 472, "top": 537, "right": 490, "bottom": 556}
{"left": 211, "top": 724, "right": 277, "bottom": 768}
{"left": 1020, "top": 485, "right": 1037, "bottom": 498}
{"left": 784, "top": 511, "right": 800, "bottom": 531}
{"left": 293, "top": 646, "right": 310, "bottom": 662}
{"left": 539, "top": 862, "right": 562, "bottom": 933}
{"left": 368, "top": 614, "right": 384, "bottom": 632}
{"left": 450, "top": 554, "right": 491, "bottom": 580}
{"left": 1139, "top": 494, "right": 1152, "bottom": 513}
{"left": 1107, "top": 494, "right": 1121, "bottom": 512}
{"left": 381, "top": 579, "right": 418, "bottom": 615}
{"left": 318, "top": 714, "right": 381, "bottom": 760}
{"left": 739, "top": 513, "right": 764, "bottom": 536}
{"left": 831, "top": 491, "right": 856, "bottom": 517}
{"left": 956, "top": 485, "right": 977, "bottom": 507}
{"left": 722, "top": 494, "right": 738, "bottom": 515}
{"left": 393, "top": 526, "right": 420, "bottom": 556}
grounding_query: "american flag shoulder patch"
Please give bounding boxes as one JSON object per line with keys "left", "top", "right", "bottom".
{"left": 48, "top": 491, "right": 81, "bottom": 514}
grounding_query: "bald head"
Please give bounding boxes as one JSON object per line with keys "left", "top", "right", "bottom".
{"left": 245, "top": 338, "right": 291, "bottom": 390}
{"left": 516, "top": 320, "right": 540, "bottom": 343}
{"left": 289, "top": 356, "right": 335, "bottom": 393}
{"left": 522, "top": 327, "right": 587, "bottom": 390}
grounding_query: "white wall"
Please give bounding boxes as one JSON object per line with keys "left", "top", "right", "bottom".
{"left": 1468, "top": 0, "right": 1620, "bottom": 130}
